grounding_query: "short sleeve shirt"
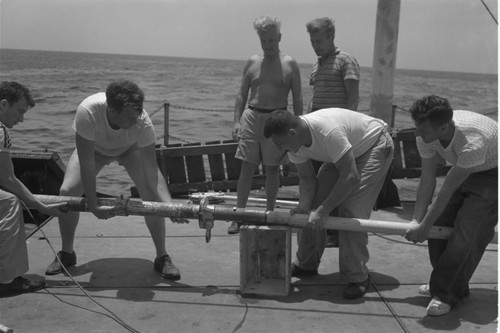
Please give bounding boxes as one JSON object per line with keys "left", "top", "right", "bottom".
{"left": 310, "top": 49, "right": 360, "bottom": 110}
{"left": 288, "top": 108, "right": 387, "bottom": 165}
{"left": 72, "top": 92, "right": 156, "bottom": 157}
{"left": 416, "top": 110, "right": 498, "bottom": 172}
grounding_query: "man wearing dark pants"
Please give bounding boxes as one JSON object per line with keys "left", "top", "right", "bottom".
{"left": 405, "top": 95, "right": 497, "bottom": 316}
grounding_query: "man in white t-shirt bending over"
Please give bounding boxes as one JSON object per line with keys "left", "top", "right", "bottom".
{"left": 45, "top": 80, "right": 181, "bottom": 281}
{"left": 405, "top": 95, "right": 497, "bottom": 316}
{"left": 263, "top": 108, "right": 394, "bottom": 299}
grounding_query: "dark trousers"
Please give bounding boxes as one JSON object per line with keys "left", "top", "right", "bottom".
{"left": 429, "top": 168, "right": 497, "bottom": 305}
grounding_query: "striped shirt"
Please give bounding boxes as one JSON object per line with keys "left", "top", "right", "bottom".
{"left": 0, "top": 122, "right": 11, "bottom": 150}
{"left": 309, "top": 49, "right": 360, "bottom": 110}
{"left": 416, "top": 110, "right": 498, "bottom": 173}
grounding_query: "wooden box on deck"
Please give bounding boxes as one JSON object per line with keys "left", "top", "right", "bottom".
{"left": 239, "top": 225, "right": 292, "bottom": 297}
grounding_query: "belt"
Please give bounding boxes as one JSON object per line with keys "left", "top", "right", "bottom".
{"left": 248, "top": 105, "right": 286, "bottom": 113}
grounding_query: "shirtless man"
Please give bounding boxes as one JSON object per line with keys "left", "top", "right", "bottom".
{"left": 228, "top": 15, "right": 303, "bottom": 234}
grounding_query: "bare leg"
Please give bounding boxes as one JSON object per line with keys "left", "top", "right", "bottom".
{"left": 228, "top": 161, "right": 258, "bottom": 234}
{"left": 122, "top": 151, "right": 168, "bottom": 258}
{"left": 236, "top": 161, "right": 258, "bottom": 209}
{"left": 46, "top": 150, "right": 105, "bottom": 275}
{"left": 57, "top": 150, "right": 96, "bottom": 253}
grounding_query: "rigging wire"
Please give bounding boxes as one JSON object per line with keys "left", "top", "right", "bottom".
{"left": 23, "top": 204, "right": 142, "bottom": 333}
{"left": 480, "top": 0, "right": 498, "bottom": 25}
{"left": 370, "top": 278, "right": 411, "bottom": 333}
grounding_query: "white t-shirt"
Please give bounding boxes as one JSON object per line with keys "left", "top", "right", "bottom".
{"left": 72, "top": 92, "right": 156, "bottom": 157}
{"left": 288, "top": 108, "right": 387, "bottom": 164}
{"left": 416, "top": 110, "right": 497, "bottom": 172}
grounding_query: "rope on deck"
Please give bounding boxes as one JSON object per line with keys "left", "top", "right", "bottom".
{"left": 22, "top": 202, "right": 141, "bottom": 333}
{"left": 480, "top": 0, "right": 498, "bottom": 25}
{"left": 370, "top": 278, "right": 411, "bottom": 333}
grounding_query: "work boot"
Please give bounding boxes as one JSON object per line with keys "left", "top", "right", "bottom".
{"left": 154, "top": 254, "right": 181, "bottom": 281}
{"left": 291, "top": 263, "right": 318, "bottom": 278}
{"left": 343, "top": 277, "right": 370, "bottom": 299}
{"left": 45, "top": 251, "right": 77, "bottom": 275}
{"left": 0, "top": 276, "right": 46, "bottom": 295}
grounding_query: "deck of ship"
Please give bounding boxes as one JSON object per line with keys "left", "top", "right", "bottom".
{"left": 0, "top": 195, "right": 497, "bottom": 333}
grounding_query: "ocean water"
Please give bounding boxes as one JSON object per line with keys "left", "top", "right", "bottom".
{"left": 0, "top": 48, "right": 497, "bottom": 194}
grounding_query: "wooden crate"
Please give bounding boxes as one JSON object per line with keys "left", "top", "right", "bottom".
{"left": 239, "top": 225, "right": 291, "bottom": 297}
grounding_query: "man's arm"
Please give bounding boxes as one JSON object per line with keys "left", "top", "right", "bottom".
{"left": 293, "top": 160, "right": 316, "bottom": 213}
{"left": 310, "top": 149, "right": 359, "bottom": 225}
{"left": 412, "top": 157, "right": 437, "bottom": 222}
{"left": 344, "top": 79, "right": 359, "bottom": 111}
{"left": 289, "top": 58, "right": 303, "bottom": 116}
{"left": 0, "top": 151, "right": 66, "bottom": 216}
{"left": 423, "top": 166, "right": 471, "bottom": 223}
{"left": 406, "top": 165, "right": 472, "bottom": 242}
{"left": 233, "top": 59, "right": 252, "bottom": 140}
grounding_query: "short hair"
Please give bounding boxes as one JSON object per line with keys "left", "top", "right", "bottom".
{"left": 105, "top": 80, "right": 144, "bottom": 113}
{"left": 0, "top": 81, "right": 35, "bottom": 108}
{"left": 409, "top": 95, "right": 454, "bottom": 127}
{"left": 263, "top": 110, "right": 299, "bottom": 138}
{"left": 306, "top": 17, "right": 335, "bottom": 39}
{"left": 253, "top": 16, "right": 281, "bottom": 34}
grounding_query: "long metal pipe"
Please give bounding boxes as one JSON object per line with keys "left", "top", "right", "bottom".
{"left": 33, "top": 194, "right": 452, "bottom": 239}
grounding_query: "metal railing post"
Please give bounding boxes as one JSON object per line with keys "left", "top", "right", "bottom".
{"left": 164, "top": 102, "right": 170, "bottom": 146}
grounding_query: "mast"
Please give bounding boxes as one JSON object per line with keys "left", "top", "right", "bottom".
{"left": 369, "top": 0, "right": 401, "bottom": 126}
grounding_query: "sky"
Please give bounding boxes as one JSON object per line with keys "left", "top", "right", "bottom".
{"left": 0, "top": 0, "right": 498, "bottom": 74}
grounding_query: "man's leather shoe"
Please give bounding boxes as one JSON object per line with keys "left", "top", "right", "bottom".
{"left": 291, "top": 264, "right": 318, "bottom": 278}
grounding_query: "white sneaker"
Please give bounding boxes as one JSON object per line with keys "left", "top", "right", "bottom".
{"left": 426, "top": 297, "right": 451, "bottom": 316}
{"left": 418, "top": 284, "right": 431, "bottom": 297}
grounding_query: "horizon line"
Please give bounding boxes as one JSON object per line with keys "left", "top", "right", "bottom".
{"left": 1, "top": 47, "right": 498, "bottom": 77}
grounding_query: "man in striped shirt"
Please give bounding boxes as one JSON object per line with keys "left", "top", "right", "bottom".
{"left": 306, "top": 17, "right": 360, "bottom": 112}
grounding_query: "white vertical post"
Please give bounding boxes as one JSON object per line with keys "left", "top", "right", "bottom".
{"left": 370, "top": 0, "right": 401, "bottom": 127}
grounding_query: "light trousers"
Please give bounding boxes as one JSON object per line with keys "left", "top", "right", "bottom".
{"left": 295, "top": 131, "right": 394, "bottom": 283}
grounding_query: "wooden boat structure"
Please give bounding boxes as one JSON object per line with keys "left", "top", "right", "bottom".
{"left": 4, "top": 3, "right": 497, "bottom": 331}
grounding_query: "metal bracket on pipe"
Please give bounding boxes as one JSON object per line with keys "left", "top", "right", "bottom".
{"left": 198, "top": 195, "right": 215, "bottom": 243}
{"left": 190, "top": 192, "right": 225, "bottom": 204}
